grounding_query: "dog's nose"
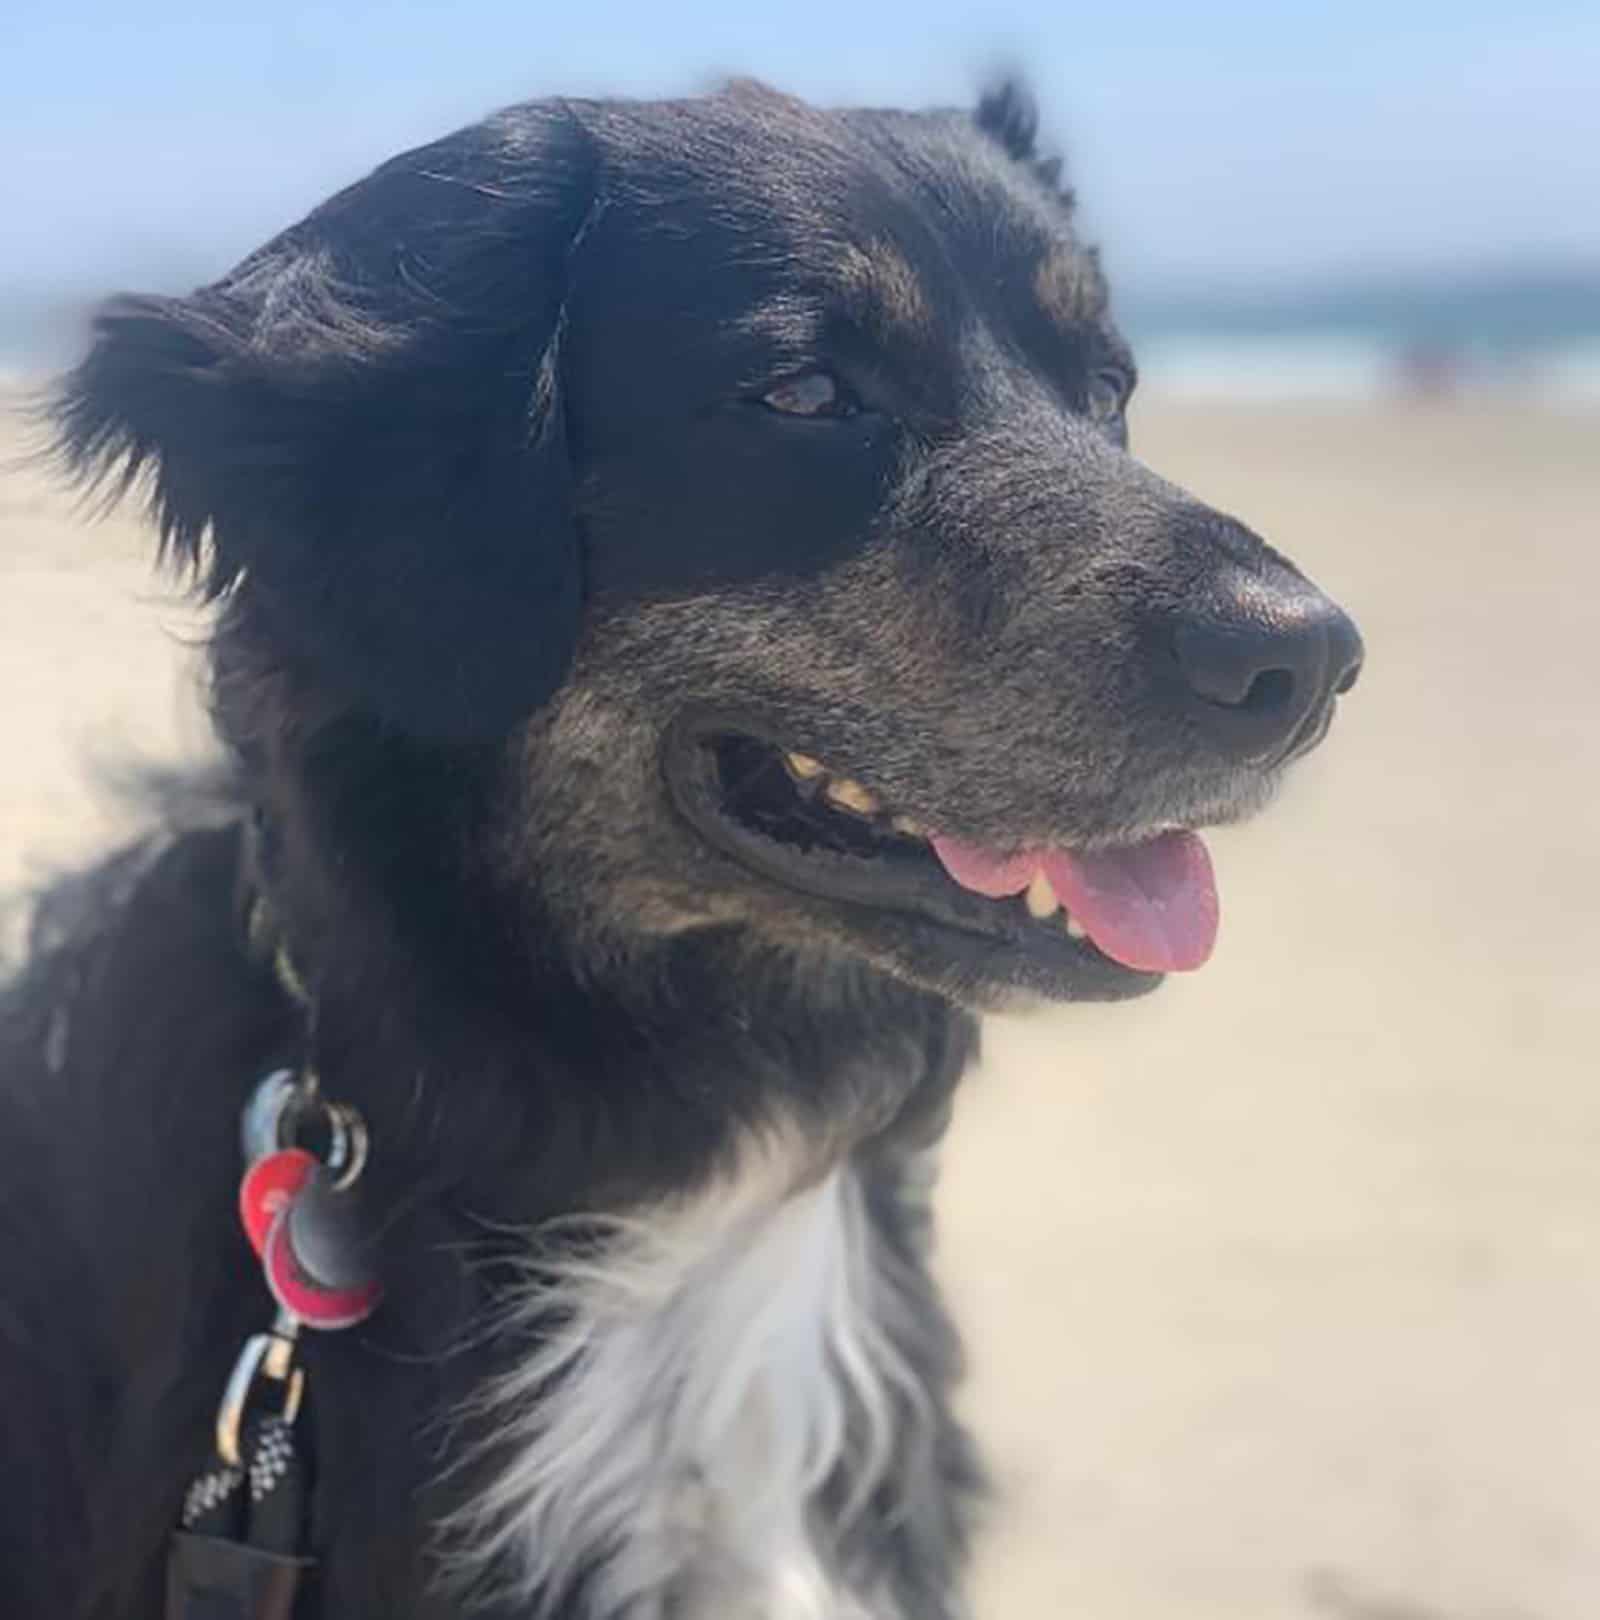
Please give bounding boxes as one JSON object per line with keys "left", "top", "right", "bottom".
{"left": 1171, "top": 581, "right": 1363, "bottom": 762}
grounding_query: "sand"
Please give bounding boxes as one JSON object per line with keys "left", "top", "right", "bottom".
{"left": 4, "top": 390, "right": 1598, "bottom": 1619}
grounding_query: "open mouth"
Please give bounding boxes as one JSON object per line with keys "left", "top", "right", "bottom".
{"left": 666, "top": 722, "right": 1220, "bottom": 991}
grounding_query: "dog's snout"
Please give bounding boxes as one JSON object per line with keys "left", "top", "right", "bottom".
{"left": 1170, "top": 581, "right": 1363, "bottom": 763}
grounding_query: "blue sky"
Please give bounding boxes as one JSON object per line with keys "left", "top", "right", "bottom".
{"left": 6, "top": 0, "right": 1599, "bottom": 300}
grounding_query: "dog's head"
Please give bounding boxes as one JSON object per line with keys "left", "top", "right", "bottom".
{"left": 56, "top": 79, "right": 1361, "bottom": 1010}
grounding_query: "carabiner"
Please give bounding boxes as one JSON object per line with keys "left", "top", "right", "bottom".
{"left": 215, "top": 1314, "right": 304, "bottom": 1468}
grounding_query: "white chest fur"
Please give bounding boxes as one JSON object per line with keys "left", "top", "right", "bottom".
{"left": 453, "top": 1138, "right": 929, "bottom": 1618}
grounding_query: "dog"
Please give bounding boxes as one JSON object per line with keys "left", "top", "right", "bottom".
{"left": 1, "top": 77, "right": 1362, "bottom": 1619}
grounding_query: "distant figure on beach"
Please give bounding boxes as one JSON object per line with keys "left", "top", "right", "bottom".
{"left": 1395, "top": 340, "right": 1462, "bottom": 400}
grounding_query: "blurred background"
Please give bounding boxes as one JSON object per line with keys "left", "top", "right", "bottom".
{"left": 6, "top": 0, "right": 1600, "bottom": 397}
{"left": 4, "top": 4, "right": 1599, "bottom": 1617}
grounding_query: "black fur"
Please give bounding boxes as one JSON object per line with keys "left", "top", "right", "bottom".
{"left": 4, "top": 76, "right": 1359, "bottom": 1618}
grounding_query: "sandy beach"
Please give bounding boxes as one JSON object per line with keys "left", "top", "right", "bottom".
{"left": 4, "top": 389, "right": 1598, "bottom": 1619}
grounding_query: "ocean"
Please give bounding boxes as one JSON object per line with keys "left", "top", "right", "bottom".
{"left": 6, "top": 268, "right": 1599, "bottom": 404}
{"left": 1130, "top": 333, "right": 1600, "bottom": 404}
{"left": 1119, "top": 267, "right": 1600, "bottom": 403}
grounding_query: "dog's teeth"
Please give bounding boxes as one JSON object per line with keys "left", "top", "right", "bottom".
{"left": 890, "top": 815, "right": 926, "bottom": 838}
{"left": 1024, "top": 870, "right": 1058, "bottom": 920}
{"left": 824, "top": 777, "right": 880, "bottom": 815}
{"left": 1064, "top": 913, "right": 1087, "bottom": 940}
{"left": 786, "top": 752, "right": 826, "bottom": 780}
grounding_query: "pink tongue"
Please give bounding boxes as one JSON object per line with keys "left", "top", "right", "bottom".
{"left": 929, "top": 831, "right": 1219, "bottom": 973}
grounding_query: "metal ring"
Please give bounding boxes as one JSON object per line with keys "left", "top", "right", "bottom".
{"left": 324, "top": 1102, "right": 370, "bottom": 1192}
{"left": 241, "top": 1070, "right": 370, "bottom": 1185}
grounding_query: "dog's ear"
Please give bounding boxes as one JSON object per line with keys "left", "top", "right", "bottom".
{"left": 55, "top": 105, "right": 598, "bottom": 740}
{"left": 975, "top": 77, "right": 1074, "bottom": 208}
{"left": 976, "top": 77, "right": 1039, "bottom": 164}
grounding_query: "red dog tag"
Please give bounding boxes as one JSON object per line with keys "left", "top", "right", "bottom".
{"left": 239, "top": 1148, "right": 317, "bottom": 1259}
{"left": 263, "top": 1215, "right": 382, "bottom": 1331}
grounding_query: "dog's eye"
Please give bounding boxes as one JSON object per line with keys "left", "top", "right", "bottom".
{"left": 762, "top": 372, "right": 859, "bottom": 419}
{"left": 1086, "top": 367, "right": 1131, "bottom": 421}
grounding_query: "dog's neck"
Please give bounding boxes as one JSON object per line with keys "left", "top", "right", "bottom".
{"left": 240, "top": 771, "right": 974, "bottom": 1230}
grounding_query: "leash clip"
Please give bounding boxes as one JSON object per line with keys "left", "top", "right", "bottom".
{"left": 216, "top": 1313, "right": 305, "bottom": 1469}
{"left": 209, "top": 1068, "right": 380, "bottom": 1476}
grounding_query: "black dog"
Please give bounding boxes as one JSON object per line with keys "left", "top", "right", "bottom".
{"left": 2, "top": 78, "right": 1361, "bottom": 1619}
